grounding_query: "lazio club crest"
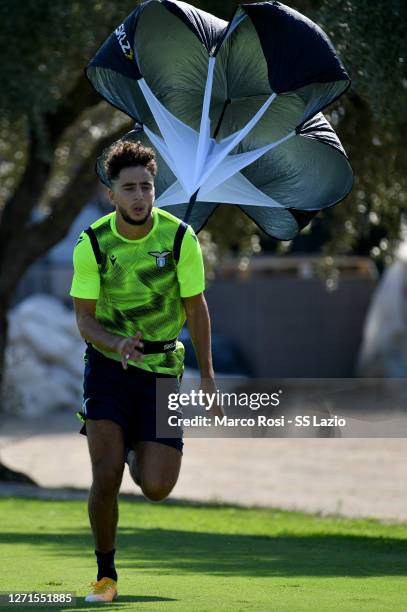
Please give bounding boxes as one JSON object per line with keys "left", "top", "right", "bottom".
{"left": 148, "top": 251, "right": 171, "bottom": 268}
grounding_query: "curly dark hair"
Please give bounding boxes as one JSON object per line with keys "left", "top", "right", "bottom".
{"left": 104, "top": 140, "right": 157, "bottom": 182}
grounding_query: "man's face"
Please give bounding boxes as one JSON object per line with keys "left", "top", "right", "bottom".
{"left": 109, "top": 165, "right": 155, "bottom": 226}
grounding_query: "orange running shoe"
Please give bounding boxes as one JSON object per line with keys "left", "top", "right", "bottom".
{"left": 85, "top": 577, "right": 118, "bottom": 602}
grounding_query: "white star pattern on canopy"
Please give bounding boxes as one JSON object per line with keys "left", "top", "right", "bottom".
{"left": 138, "top": 57, "right": 296, "bottom": 210}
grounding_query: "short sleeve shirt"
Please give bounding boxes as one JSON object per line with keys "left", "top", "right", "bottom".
{"left": 70, "top": 208, "right": 205, "bottom": 375}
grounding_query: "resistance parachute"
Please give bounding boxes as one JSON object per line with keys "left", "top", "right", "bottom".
{"left": 87, "top": 0, "right": 353, "bottom": 239}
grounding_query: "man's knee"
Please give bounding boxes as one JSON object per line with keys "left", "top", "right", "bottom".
{"left": 92, "top": 461, "right": 124, "bottom": 495}
{"left": 141, "top": 478, "right": 175, "bottom": 502}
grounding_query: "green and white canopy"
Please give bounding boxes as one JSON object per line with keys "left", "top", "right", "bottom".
{"left": 88, "top": 0, "right": 353, "bottom": 239}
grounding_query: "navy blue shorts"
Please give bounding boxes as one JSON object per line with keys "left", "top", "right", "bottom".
{"left": 78, "top": 346, "right": 183, "bottom": 454}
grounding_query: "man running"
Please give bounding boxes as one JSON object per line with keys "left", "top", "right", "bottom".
{"left": 70, "top": 140, "right": 217, "bottom": 603}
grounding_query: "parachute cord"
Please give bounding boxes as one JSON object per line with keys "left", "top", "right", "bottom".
{"left": 183, "top": 189, "right": 199, "bottom": 225}
{"left": 213, "top": 98, "right": 231, "bottom": 139}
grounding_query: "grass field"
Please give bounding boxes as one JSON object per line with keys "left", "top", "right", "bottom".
{"left": 1, "top": 496, "right": 407, "bottom": 611}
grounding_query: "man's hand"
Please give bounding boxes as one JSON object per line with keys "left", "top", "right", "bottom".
{"left": 115, "top": 331, "right": 144, "bottom": 369}
{"left": 73, "top": 299, "right": 144, "bottom": 365}
{"left": 200, "top": 377, "right": 225, "bottom": 419}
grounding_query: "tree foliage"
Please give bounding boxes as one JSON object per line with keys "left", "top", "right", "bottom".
{"left": 0, "top": 0, "right": 405, "bottom": 296}
{"left": 1, "top": 0, "right": 405, "bottom": 264}
{"left": 0, "top": 1, "right": 134, "bottom": 402}
{"left": 312, "top": 0, "right": 407, "bottom": 266}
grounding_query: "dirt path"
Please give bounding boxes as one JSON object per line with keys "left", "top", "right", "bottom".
{"left": 1, "top": 412, "right": 406, "bottom": 521}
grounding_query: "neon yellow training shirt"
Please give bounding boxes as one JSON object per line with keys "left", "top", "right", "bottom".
{"left": 70, "top": 207, "right": 205, "bottom": 376}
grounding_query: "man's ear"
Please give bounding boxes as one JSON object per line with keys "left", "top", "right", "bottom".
{"left": 107, "top": 188, "right": 114, "bottom": 203}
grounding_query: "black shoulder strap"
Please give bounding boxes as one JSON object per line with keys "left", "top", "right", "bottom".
{"left": 173, "top": 222, "right": 188, "bottom": 264}
{"left": 85, "top": 222, "right": 187, "bottom": 266}
{"left": 84, "top": 227, "right": 102, "bottom": 265}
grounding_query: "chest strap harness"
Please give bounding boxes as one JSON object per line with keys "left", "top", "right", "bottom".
{"left": 84, "top": 221, "right": 188, "bottom": 355}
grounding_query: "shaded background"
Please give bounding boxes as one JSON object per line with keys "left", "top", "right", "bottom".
{"left": 0, "top": 0, "right": 405, "bottom": 383}
{"left": 0, "top": 0, "right": 406, "bottom": 516}
{"left": 1, "top": 0, "right": 405, "bottom": 385}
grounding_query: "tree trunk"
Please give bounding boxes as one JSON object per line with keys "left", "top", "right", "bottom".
{"left": 0, "top": 297, "right": 8, "bottom": 408}
{"left": 0, "top": 464, "right": 37, "bottom": 485}
{"left": 0, "top": 86, "right": 131, "bottom": 481}
{"left": 0, "top": 121, "right": 130, "bottom": 393}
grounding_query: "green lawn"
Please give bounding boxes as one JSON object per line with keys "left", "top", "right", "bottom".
{"left": 1, "top": 496, "right": 407, "bottom": 611}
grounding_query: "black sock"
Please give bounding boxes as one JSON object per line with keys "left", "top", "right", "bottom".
{"left": 95, "top": 549, "right": 117, "bottom": 582}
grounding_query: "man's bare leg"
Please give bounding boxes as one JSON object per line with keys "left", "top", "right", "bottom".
{"left": 128, "top": 441, "right": 182, "bottom": 502}
{"left": 87, "top": 419, "right": 125, "bottom": 552}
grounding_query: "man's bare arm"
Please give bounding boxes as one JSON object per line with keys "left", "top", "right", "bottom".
{"left": 72, "top": 297, "right": 143, "bottom": 369}
{"left": 183, "top": 293, "right": 224, "bottom": 417}
{"left": 183, "top": 293, "right": 214, "bottom": 379}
